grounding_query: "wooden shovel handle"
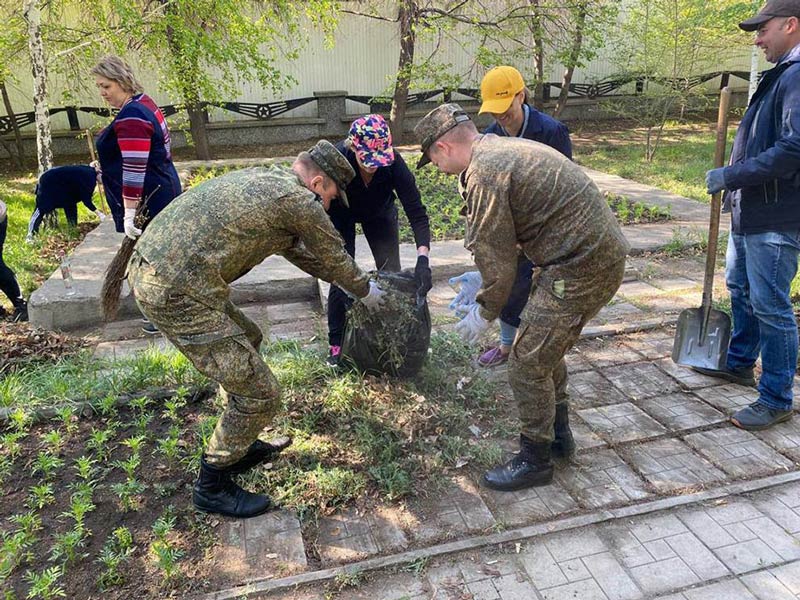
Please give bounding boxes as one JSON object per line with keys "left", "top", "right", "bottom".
{"left": 701, "top": 87, "right": 732, "bottom": 310}
{"left": 86, "top": 129, "right": 109, "bottom": 214}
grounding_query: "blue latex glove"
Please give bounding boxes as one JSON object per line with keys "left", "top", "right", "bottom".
{"left": 448, "top": 271, "right": 482, "bottom": 315}
{"left": 705, "top": 168, "right": 727, "bottom": 195}
{"left": 454, "top": 303, "right": 492, "bottom": 345}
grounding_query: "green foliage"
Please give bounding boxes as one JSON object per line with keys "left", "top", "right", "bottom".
{"left": 23, "top": 566, "right": 65, "bottom": 600}
{"left": 96, "top": 527, "right": 134, "bottom": 590}
{"left": 604, "top": 192, "right": 671, "bottom": 225}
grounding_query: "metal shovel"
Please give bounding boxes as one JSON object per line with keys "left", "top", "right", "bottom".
{"left": 672, "top": 87, "right": 732, "bottom": 370}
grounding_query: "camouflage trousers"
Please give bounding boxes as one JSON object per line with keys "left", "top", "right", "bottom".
{"left": 509, "top": 258, "right": 626, "bottom": 444}
{"left": 128, "top": 253, "right": 280, "bottom": 467}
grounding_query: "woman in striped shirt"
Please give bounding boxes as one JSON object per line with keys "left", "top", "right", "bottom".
{"left": 91, "top": 55, "right": 181, "bottom": 241}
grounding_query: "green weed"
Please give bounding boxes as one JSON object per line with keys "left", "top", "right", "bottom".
{"left": 23, "top": 565, "right": 66, "bottom": 600}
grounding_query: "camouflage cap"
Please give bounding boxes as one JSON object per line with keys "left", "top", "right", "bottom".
{"left": 414, "top": 103, "right": 472, "bottom": 168}
{"left": 308, "top": 140, "right": 355, "bottom": 207}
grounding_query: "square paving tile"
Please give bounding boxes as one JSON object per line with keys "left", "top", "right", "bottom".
{"left": 622, "top": 438, "right": 726, "bottom": 492}
{"left": 594, "top": 301, "right": 647, "bottom": 324}
{"left": 410, "top": 476, "right": 496, "bottom": 544}
{"left": 600, "top": 516, "right": 730, "bottom": 596}
{"left": 217, "top": 509, "right": 307, "bottom": 579}
{"left": 618, "top": 330, "right": 676, "bottom": 360}
{"left": 519, "top": 529, "right": 642, "bottom": 600}
{"left": 683, "top": 427, "right": 795, "bottom": 478}
{"left": 692, "top": 384, "right": 759, "bottom": 415}
{"left": 577, "top": 402, "right": 667, "bottom": 444}
{"left": 566, "top": 348, "right": 593, "bottom": 374}
{"left": 602, "top": 363, "right": 682, "bottom": 401}
{"left": 753, "top": 418, "right": 800, "bottom": 462}
{"left": 577, "top": 338, "right": 646, "bottom": 369}
{"left": 655, "top": 358, "right": 727, "bottom": 390}
{"left": 638, "top": 392, "right": 727, "bottom": 432}
{"left": 316, "top": 506, "right": 408, "bottom": 564}
{"left": 570, "top": 414, "right": 607, "bottom": 452}
{"left": 568, "top": 370, "right": 630, "bottom": 410}
{"left": 650, "top": 277, "right": 700, "bottom": 292}
{"left": 482, "top": 480, "right": 578, "bottom": 527}
{"left": 554, "top": 448, "right": 651, "bottom": 508}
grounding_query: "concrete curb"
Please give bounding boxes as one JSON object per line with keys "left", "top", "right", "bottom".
{"left": 196, "top": 469, "right": 800, "bottom": 600}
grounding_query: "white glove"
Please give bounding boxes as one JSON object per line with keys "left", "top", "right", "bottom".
{"left": 454, "top": 303, "right": 492, "bottom": 345}
{"left": 449, "top": 271, "right": 482, "bottom": 316}
{"left": 359, "top": 281, "right": 385, "bottom": 312}
{"left": 123, "top": 207, "right": 142, "bottom": 240}
{"left": 95, "top": 209, "right": 106, "bottom": 222}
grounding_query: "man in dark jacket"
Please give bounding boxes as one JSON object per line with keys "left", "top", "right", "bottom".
{"left": 699, "top": 0, "right": 800, "bottom": 429}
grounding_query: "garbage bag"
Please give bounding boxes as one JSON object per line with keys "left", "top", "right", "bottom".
{"left": 341, "top": 270, "right": 431, "bottom": 377}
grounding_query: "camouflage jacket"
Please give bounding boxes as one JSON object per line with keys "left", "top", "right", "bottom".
{"left": 134, "top": 165, "right": 370, "bottom": 299}
{"left": 459, "top": 135, "right": 630, "bottom": 321}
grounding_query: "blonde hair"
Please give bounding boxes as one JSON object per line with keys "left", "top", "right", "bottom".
{"left": 90, "top": 55, "right": 143, "bottom": 95}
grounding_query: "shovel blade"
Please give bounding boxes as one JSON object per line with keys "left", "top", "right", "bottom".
{"left": 672, "top": 307, "right": 731, "bottom": 370}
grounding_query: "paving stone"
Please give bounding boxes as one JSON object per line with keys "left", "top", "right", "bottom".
{"left": 489, "top": 573, "right": 541, "bottom": 600}
{"left": 712, "top": 538, "right": 785, "bottom": 574}
{"left": 578, "top": 338, "right": 646, "bottom": 369}
{"left": 681, "top": 579, "right": 758, "bottom": 599}
{"left": 774, "top": 481, "right": 800, "bottom": 509}
{"left": 346, "top": 570, "right": 428, "bottom": 600}
{"left": 316, "top": 506, "right": 408, "bottom": 564}
{"left": 753, "top": 493, "right": 800, "bottom": 535}
{"left": 650, "top": 277, "right": 700, "bottom": 292}
{"left": 269, "top": 317, "right": 321, "bottom": 341}
{"left": 569, "top": 415, "right": 607, "bottom": 452}
{"left": 567, "top": 371, "right": 629, "bottom": 409}
{"left": 566, "top": 348, "right": 594, "bottom": 374}
{"left": 457, "top": 552, "right": 518, "bottom": 583}
{"left": 618, "top": 329, "right": 676, "bottom": 360}
{"left": 623, "top": 437, "right": 726, "bottom": 492}
{"left": 741, "top": 517, "right": 800, "bottom": 561}
{"left": 466, "top": 577, "right": 501, "bottom": 599}
{"left": 217, "top": 509, "right": 307, "bottom": 580}
{"left": 628, "top": 555, "right": 701, "bottom": 595}
{"left": 768, "top": 560, "right": 800, "bottom": 594}
{"left": 698, "top": 498, "right": 766, "bottom": 526}
{"left": 618, "top": 280, "right": 665, "bottom": 297}
{"left": 741, "top": 569, "right": 798, "bottom": 600}
{"left": 482, "top": 479, "right": 578, "bottom": 527}
{"left": 684, "top": 427, "right": 795, "bottom": 478}
{"left": 594, "top": 300, "right": 647, "bottom": 324}
{"left": 581, "top": 551, "right": 643, "bottom": 600}
{"left": 554, "top": 448, "right": 651, "bottom": 508}
{"left": 264, "top": 301, "right": 319, "bottom": 324}
{"left": 753, "top": 418, "right": 800, "bottom": 462}
{"left": 638, "top": 392, "right": 727, "bottom": 432}
{"left": 676, "top": 508, "right": 738, "bottom": 549}
{"left": 655, "top": 358, "right": 726, "bottom": 390}
{"left": 693, "top": 384, "right": 760, "bottom": 415}
{"left": 577, "top": 402, "right": 667, "bottom": 444}
{"left": 602, "top": 363, "right": 682, "bottom": 400}
{"left": 411, "top": 476, "right": 496, "bottom": 544}
{"left": 540, "top": 578, "right": 610, "bottom": 600}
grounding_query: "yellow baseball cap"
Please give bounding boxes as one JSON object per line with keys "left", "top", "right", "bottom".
{"left": 479, "top": 66, "right": 526, "bottom": 114}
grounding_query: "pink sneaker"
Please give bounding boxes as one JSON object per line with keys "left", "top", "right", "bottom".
{"left": 478, "top": 346, "right": 508, "bottom": 367}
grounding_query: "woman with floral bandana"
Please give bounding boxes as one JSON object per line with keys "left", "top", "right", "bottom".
{"left": 326, "top": 114, "right": 432, "bottom": 367}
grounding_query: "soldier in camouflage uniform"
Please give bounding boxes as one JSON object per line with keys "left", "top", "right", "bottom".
{"left": 416, "top": 104, "right": 630, "bottom": 491}
{"left": 128, "top": 140, "right": 385, "bottom": 518}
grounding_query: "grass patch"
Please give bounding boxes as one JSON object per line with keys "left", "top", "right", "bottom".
{"left": 575, "top": 121, "right": 737, "bottom": 203}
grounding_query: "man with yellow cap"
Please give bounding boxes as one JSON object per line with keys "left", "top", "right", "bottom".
{"left": 416, "top": 104, "right": 629, "bottom": 491}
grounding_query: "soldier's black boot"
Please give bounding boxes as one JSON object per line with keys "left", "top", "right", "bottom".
{"left": 482, "top": 435, "right": 553, "bottom": 491}
{"left": 226, "top": 437, "right": 292, "bottom": 474}
{"left": 551, "top": 404, "right": 576, "bottom": 459}
{"left": 193, "top": 457, "right": 274, "bottom": 518}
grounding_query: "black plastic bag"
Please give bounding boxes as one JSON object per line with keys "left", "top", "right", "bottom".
{"left": 341, "top": 270, "right": 431, "bottom": 377}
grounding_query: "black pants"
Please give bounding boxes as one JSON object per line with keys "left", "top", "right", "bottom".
{"left": 27, "top": 204, "right": 77, "bottom": 237}
{"left": 327, "top": 206, "right": 401, "bottom": 346}
{"left": 0, "top": 216, "right": 23, "bottom": 307}
{"left": 501, "top": 256, "right": 535, "bottom": 328}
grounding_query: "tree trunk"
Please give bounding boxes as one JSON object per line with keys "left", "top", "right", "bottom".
{"left": 1, "top": 82, "right": 25, "bottom": 167}
{"left": 527, "top": 0, "right": 545, "bottom": 109}
{"left": 553, "top": 2, "right": 588, "bottom": 119}
{"left": 187, "top": 103, "right": 211, "bottom": 160}
{"left": 390, "top": 0, "right": 417, "bottom": 145}
{"left": 23, "top": 0, "right": 52, "bottom": 176}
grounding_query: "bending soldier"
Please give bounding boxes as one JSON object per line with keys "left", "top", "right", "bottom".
{"left": 128, "top": 141, "right": 384, "bottom": 518}
{"left": 416, "top": 104, "right": 629, "bottom": 491}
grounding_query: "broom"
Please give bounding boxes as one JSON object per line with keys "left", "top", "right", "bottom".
{"left": 100, "top": 188, "right": 157, "bottom": 321}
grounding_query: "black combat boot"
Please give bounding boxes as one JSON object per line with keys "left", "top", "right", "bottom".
{"left": 193, "top": 457, "right": 274, "bottom": 518}
{"left": 225, "top": 437, "right": 292, "bottom": 474}
{"left": 482, "top": 435, "right": 554, "bottom": 491}
{"left": 551, "top": 404, "right": 576, "bottom": 459}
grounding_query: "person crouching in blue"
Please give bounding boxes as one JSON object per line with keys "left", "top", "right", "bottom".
{"left": 26, "top": 165, "right": 106, "bottom": 242}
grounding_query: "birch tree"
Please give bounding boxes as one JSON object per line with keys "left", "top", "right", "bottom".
{"left": 22, "top": 0, "right": 52, "bottom": 174}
